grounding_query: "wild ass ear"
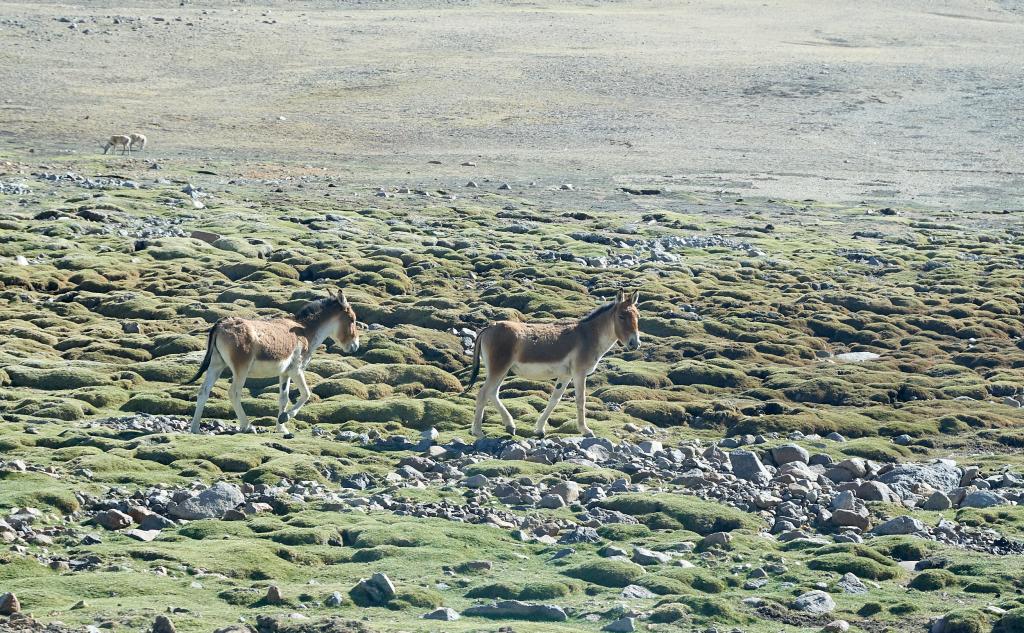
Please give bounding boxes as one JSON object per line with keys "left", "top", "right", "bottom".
{"left": 629, "top": 290, "right": 640, "bottom": 306}
{"left": 337, "top": 289, "right": 348, "bottom": 305}
{"left": 615, "top": 289, "right": 626, "bottom": 304}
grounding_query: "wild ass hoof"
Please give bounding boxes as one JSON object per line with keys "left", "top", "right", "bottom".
{"left": 277, "top": 413, "right": 289, "bottom": 425}
{"left": 504, "top": 425, "right": 516, "bottom": 436}
{"left": 581, "top": 429, "right": 595, "bottom": 438}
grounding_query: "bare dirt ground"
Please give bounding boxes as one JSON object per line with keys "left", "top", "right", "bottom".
{"left": 2, "top": 0, "right": 1023, "bottom": 209}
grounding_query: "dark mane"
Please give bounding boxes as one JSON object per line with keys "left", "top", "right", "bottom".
{"left": 579, "top": 302, "right": 614, "bottom": 323}
{"left": 295, "top": 297, "right": 340, "bottom": 324}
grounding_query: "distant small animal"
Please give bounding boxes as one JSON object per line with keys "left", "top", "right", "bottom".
{"left": 464, "top": 290, "right": 642, "bottom": 438}
{"left": 128, "top": 133, "right": 147, "bottom": 151}
{"left": 187, "top": 289, "right": 360, "bottom": 435}
{"left": 102, "top": 135, "right": 132, "bottom": 155}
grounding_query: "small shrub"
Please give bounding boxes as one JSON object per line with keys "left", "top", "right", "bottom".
{"left": 910, "top": 569, "right": 957, "bottom": 591}
{"left": 564, "top": 560, "right": 646, "bottom": 587}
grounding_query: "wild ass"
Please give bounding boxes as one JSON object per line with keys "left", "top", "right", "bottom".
{"left": 187, "top": 290, "right": 359, "bottom": 435}
{"left": 128, "top": 133, "right": 147, "bottom": 151}
{"left": 103, "top": 135, "right": 132, "bottom": 155}
{"left": 464, "top": 290, "right": 641, "bottom": 438}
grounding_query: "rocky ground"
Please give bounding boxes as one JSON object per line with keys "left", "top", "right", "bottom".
{"left": 2, "top": 152, "right": 1024, "bottom": 633}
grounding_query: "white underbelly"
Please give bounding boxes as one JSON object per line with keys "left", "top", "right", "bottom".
{"left": 511, "top": 361, "right": 569, "bottom": 381}
{"left": 246, "top": 359, "right": 292, "bottom": 379}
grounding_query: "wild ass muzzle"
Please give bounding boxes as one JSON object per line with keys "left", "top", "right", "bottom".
{"left": 187, "top": 289, "right": 359, "bottom": 435}
{"left": 463, "top": 290, "right": 641, "bottom": 438}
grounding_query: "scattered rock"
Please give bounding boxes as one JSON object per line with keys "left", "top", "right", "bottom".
{"left": 168, "top": 482, "right": 244, "bottom": 520}
{"left": 729, "top": 450, "right": 769, "bottom": 482}
{"left": 631, "top": 546, "right": 670, "bottom": 565}
{"left": 462, "top": 600, "right": 567, "bottom": 622}
{"left": 793, "top": 590, "right": 835, "bottom": 614}
{"left": 350, "top": 573, "right": 396, "bottom": 606}
{"left": 423, "top": 607, "right": 459, "bottom": 621}
{"left": 771, "top": 444, "right": 809, "bottom": 465}
{"left": 603, "top": 616, "right": 636, "bottom": 632}
{"left": 620, "top": 584, "right": 657, "bottom": 599}
{"left": 961, "top": 490, "right": 1008, "bottom": 508}
{"left": 922, "top": 491, "right": 952, "bottom": 511}
{"left": 836, "top": 573, "right": 867, "bottom": 594}
{"left": 873, "top": 515, "right": 927, "bottom": 536}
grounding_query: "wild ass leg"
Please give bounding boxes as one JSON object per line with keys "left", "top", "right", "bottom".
{"left": 471, "top": 361, "right": 512, "bottom": 438}
{"left": 491, "top": 378, "right": 516, "bottom": 436}
{"left": 534, "top": 376, "right": 570, "bottom": 437}
{"left": 471, "top": 381, "right": 489, "bottom": 438}
{"left": 278, "top": 367, "right": 310, "bottom": 434}
{"left": 574, "top": 373, "right": 593, "bottom": 437}
{"left": 278, "top": 374, "right": 291, "bottom": 423}
{"left": 190, "top": 354, "right": 225, "bottom": 434}
{"left": 228, "top": 366, "right": 253, "bottom": 433}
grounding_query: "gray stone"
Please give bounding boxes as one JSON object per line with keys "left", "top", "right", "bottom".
{"left": 921, "top": 491, "right": 952, "bottom": 511}
{"left": 126, "top": 529, "right": 161, "bottom": 542}
{"left": 637, "top": 440, "right": 662, "bottom": 455}
{"left": 603, "top": 617, "right": 636, "bottom": 632}
{"left": 551, "top": 481, "right": 580, "bottom": 503}
{"left": 830, "top": 490, "right": 858, "bottom": 511}
{"left": 168, "top": 482, "right": 244, "bottom": 520}
{"left": 873, "top": 515, "right": 926, "bottom": 536}
{"left": 325, "top": 592, "right": 343, "bottom": 607}
{"left": 620, "top": 584, "right": 657, "bottom": 599}
{"left": 836, "top": 573, "right": 867, "bottom": 594}
{"left": 462, "top": 600, "right": 567, "bottom": 622}
{"left": 600, "top": 545, "right": 629, "bottom": 558}
{"left": 744, "top": 577, "right": 768, "bottom": 589}
{"left": 139, "top": 514, "right": 176, "bottom": 531}
{"left": 835, "top": 458, "right": 867, "bottom": 478}
{"left": 423, "top": 607, "right": 460, "bottom": 621}
{"left": 350, "top": 572, "right": 397, "bottom": 606}
{"left": 538, "top": 494, "right": 566, "bottom": 509}
{"left": 793, "top": 590, "right": 835, "bottom": 614}
{"left": 824, "top": 620, "right": 850, "bottom": 633}
{"left": 856, "top": 481, "right": 898, "bottom": 503}
{"left": 771, "top": 444, "right": 809, "bottom": 465}
{"left": 729, "top": 450, "right": 769, "bottom": 481}
{"left": 876, "top": 460, "right": 961, "bottom": 500}
{"left": 961, "top": 490, "right": 1008, "bottom": 508}
{"left": 463, "top": 474, "right": 489, "bottom": 489}
{"left": 632, "top": 546, "right": 670, "bottom": 565}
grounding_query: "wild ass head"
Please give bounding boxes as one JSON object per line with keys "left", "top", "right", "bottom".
{"left": 296, "top": 289, "right": 360, "bottom": 353}
{"left": 330, "top": 289, "right": 360, "bottom": 353}
{"left": 612, "top": 289, "right": 641, "bottom": 351}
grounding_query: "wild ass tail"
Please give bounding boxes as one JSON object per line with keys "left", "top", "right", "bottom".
{"left": 461, "top": 331, "right": 484, "bottom": 394}
{"left": 185, "top": 320, "right": 220, "bottom": 384}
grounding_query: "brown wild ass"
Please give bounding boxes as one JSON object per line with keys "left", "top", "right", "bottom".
{"left": 102, "top": 135, "right": 132, "bottom": 155}
{"left": 188, "top": 290, "right": 359, "bottom": 435}
{"left": 464, "top": 290, "right": 641, "bottom": 438}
